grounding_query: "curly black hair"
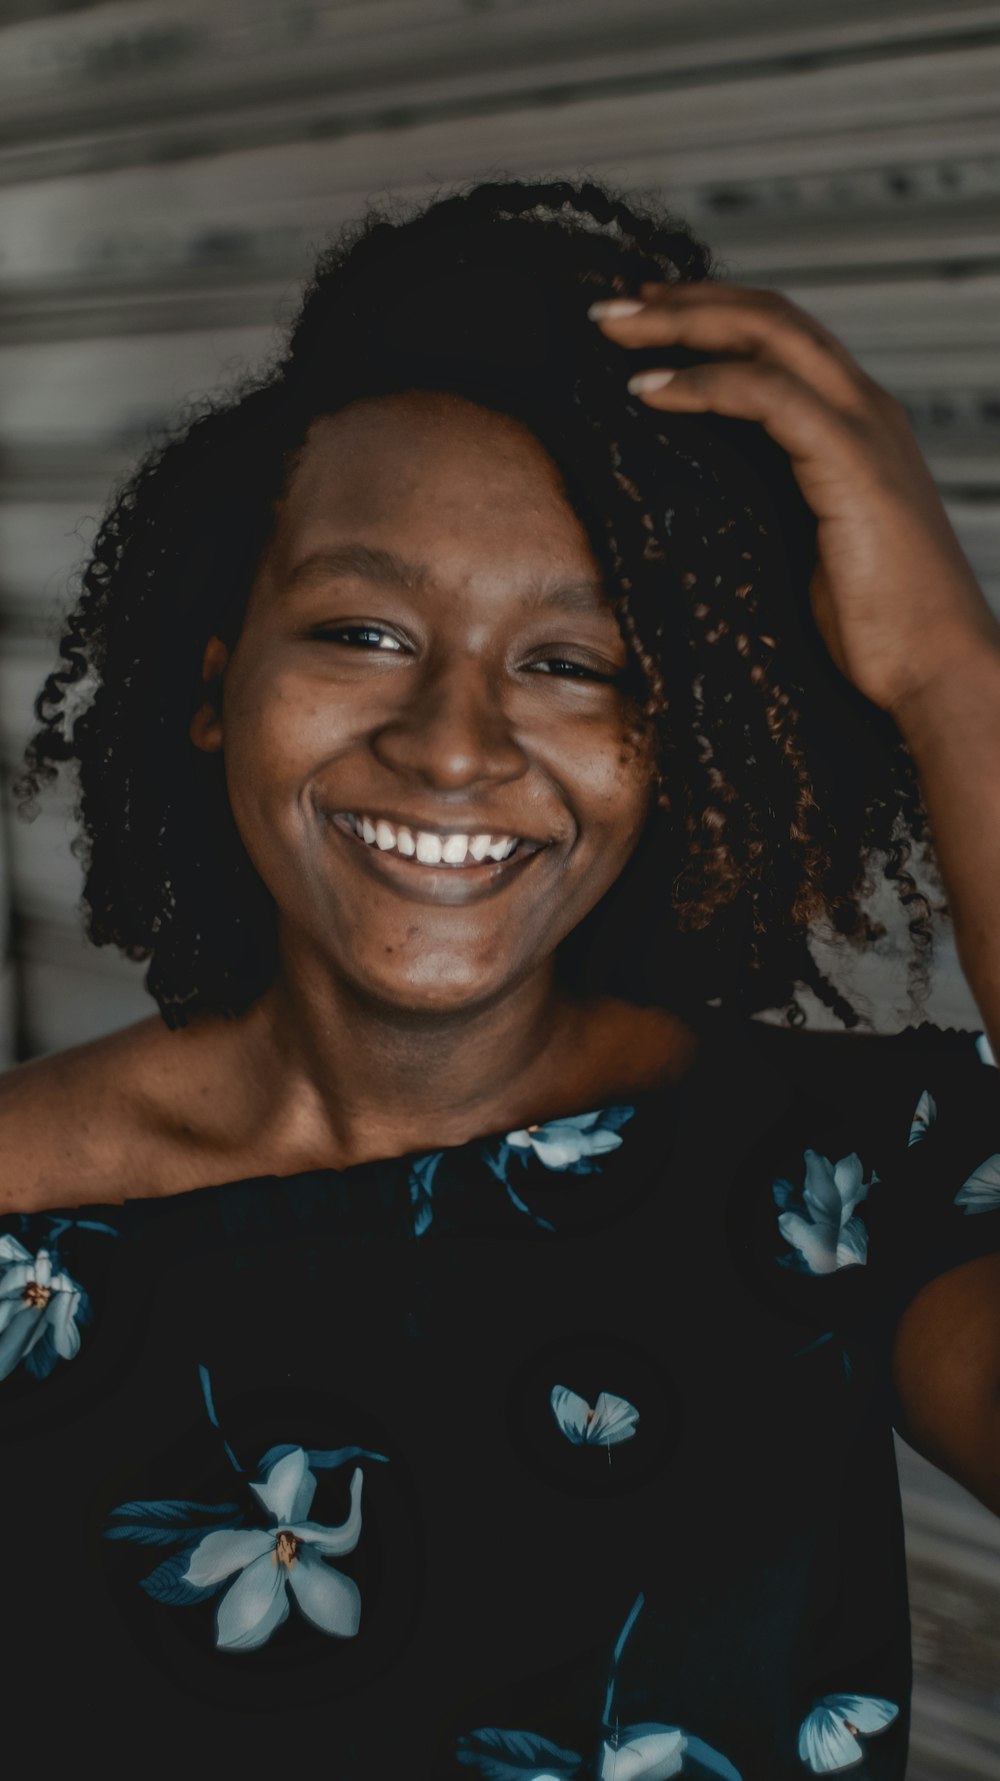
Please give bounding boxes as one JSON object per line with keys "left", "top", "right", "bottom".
{"left": 12, "top": 174, "right": 945, "bottom": 1032}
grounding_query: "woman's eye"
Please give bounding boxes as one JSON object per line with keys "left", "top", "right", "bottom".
{"left": 313, "top": 625, "right": 404, "bottom": 652}
{"left": 528, "top": 657, "right": 619, "bottom": 683}
{"left": 311, "top": 629, "right": 617, "bottom": 682}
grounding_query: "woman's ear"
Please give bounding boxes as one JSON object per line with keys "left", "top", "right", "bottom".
{"left": 189, "top": 635, "right": 230, "bottom": 752}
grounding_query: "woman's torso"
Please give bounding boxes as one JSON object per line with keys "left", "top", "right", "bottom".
{"left": 4, "top": 1003, "right": 992, "bottom": 1778}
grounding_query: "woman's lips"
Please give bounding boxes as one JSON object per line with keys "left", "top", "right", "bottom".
{"left": 325, "top": 811, "right": 549, "bottom": 905}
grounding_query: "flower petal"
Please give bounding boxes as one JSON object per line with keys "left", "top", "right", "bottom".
{"left": 832, "top": 1154, "right": 869, "bottom": 1221}
{"left": 0, "top": 1296, "right": 23, "bottom": 1337}
{"left": 529, "top": 1134, "right": 587, "bottom": 1169}
{"left": 184, "top": 1527, "right": 274, "bottom": 1587}
{"left": 823, "top": 1695, "right": 898, "bottom": 1737}
{"left": 834, "top": 1217, "right": 869, "bottom": 1270}
{"left": 955, "top": 1153, "right": 1000, "bottom": 1215}
{"left": 0, "top": 1263, "right": 34, "bottom": 1300}
{"left": 587, "top": 1391, "right": 640, "bottom": 1446}
{"left": 32, "top": 1249, "right": 52, "bottom": 1289}
{"left": 801, "top": 1151, "right": 842, "bottom": 1224}
{"left": 550, "top": 1385, "right": 593, "bottom": 1444}
{"left": 797, "top": 1708, "right": 863, "bottom": 1773}
{"left": 0, "top": 1236, "right": 32, "bottom": 1267}
{"left": 908, "top": 1089, "right": 937, "bottom": 1146}
{"left": 0, "top": 1305, "right": 48, "bottom": 1380}
{"left": 777, "top": 1212, "right": 838, "bottom": 1275}
{"left": 215, "top": 1552, "right": 289, "bottom": 1652}
{"left": 287, "top": 1467, "right": 364, "bottom": 1556}
{"left": 251, "top": 1446, "right": 315, "bottom": 1523}
{"left": 287, "top": 1548, "right": 361, "bottom": 1638}
{"left": 976, "top": 1031, "right": 997, "bottom": 1067}
{"left": 598, "top": 1726, "right": 685, "bottom": 1780}
{"left": 48, "top": 1288, "right": 82, "bottom": 1360}
{"left": 505, "top": 1129, "right": 534, "bottom": 1151}
{"left": 0, "top": 1303, "right": 53, "bottom": 1382}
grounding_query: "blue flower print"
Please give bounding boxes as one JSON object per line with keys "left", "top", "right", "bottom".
{"left": 456, "top": 1727, "right": 583, "bottom": 1777}
{"left": 600, "top": 1726, "right": 742, "bottom": 1779}
{"left": 797, "top": 1693, "right": 898, "bottom": 1772}
{"left": 0, "top": 1237, "right": 89, "bottom": 1381}
{"left": 954, "top": 1152, "right": 1000, "bottom": 1215}
{"left": 480, "top": 1106, "right": 635, "bottom": 1231}
{"left": 457, "top": 1594, "right": 742, "bottom": 1780}
{"left": 107, "top": 1438, "right": 385, "bottom": 1653}
{"left": 183, "top": 1447, "right": 365, "bottom": 1651}
{"left": 907, "top": 1089, "right": 936, "bottom": 1146}
{"left": 409, "top": 1149, "right": 443, "bottom": 1237}
{"left": 550, "top": 1384, "right": 639, "bottom": 1448}
{"left": 772, "top": 1150, "right": 878, "bottom": 1275}
{"left": 505, "top": 1106, "right": 634, "bottom": 1172}
{"left": 457, "top": 1724, "right": 741, "bottom": 1780}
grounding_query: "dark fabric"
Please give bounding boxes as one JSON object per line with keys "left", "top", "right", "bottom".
{"left": 1, "top": 1010, "right": 998, "bottom": 1778}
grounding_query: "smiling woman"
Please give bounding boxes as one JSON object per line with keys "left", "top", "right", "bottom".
{"left": 1, "top": 177, "right": 999, "bottom": 1778}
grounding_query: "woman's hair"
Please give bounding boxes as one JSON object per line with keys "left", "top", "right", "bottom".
{"left": 12, "top": 175, "right": 944, "bottom": 1031}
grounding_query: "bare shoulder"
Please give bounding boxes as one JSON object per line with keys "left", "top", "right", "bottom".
{"left": 0, "top": 1011, "right": 239, "bottom": 1214}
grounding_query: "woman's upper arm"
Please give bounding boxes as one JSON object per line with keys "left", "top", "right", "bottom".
{"left": 891, "top": 1251, "right": 1000, "bottom": 1516}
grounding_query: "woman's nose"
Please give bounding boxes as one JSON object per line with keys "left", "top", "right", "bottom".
{"left": 368, "top": 654, "right": 529, "bottom": 791}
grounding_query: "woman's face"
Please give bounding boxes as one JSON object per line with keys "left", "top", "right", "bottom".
{"left": 192, "top": 390, "right": 656, "bottom": 1015}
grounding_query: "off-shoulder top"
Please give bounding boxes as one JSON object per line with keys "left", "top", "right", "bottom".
{"left": 1, "top": 1008, "right": 999, "bottom": 1779}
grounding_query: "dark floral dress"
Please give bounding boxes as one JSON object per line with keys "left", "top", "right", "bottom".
{"left": 2, "top": 1009, "right": 999, "bottom": 1777}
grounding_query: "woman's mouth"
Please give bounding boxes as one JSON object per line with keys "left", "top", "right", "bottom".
{"left": 326, "top": 810, "right": 549, "bottom": 903}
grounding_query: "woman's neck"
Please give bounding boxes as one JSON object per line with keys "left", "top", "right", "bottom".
{"left": 174, "top": 970, "right": 701, "bottom": 1179}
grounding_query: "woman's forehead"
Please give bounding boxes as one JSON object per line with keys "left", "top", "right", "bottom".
{"left": 275, "top": 393, "right": 598, "bottom": 558}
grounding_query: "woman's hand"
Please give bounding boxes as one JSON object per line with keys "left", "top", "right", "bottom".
{"left": 589, "top": 282, "right": 1000, "bottom": 718}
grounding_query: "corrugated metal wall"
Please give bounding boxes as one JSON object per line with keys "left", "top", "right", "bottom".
{"left": 0, "top": 3, "right": 998, "bottom": 1770}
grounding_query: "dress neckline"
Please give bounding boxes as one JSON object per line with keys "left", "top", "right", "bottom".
{"left": 154, "top": 999, "right": 732, "bottom": 1203}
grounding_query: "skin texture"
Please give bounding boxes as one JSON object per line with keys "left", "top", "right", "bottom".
{"left": 184, "top": 390, "right": 677, "bottom": 1172}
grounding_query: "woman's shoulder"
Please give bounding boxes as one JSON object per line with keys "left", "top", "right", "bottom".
{"left": 0, "top": 1012, "right": 240, "bottom": 1215}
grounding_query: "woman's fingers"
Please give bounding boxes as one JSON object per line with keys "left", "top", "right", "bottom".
{"left": 590, "top": 281, "right": 875, "bottom": 415}
{"left": 621, "top": 356, "right": 862, "bottom": 479}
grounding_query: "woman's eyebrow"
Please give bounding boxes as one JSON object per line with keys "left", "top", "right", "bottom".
{"left": 288, "top": 543, "right": 424, "bottom": 590}
{"left": 287, "top": 542, "right": 610, "bottom": 613}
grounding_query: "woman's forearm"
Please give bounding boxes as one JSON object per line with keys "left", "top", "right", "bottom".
{"left": 891, "top": 627, "right": 1000, "bottom": 1058}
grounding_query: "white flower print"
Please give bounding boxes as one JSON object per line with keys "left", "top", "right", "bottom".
{"left": 505, "top": 1106, "right": 632, "bottom": 1171}
{"left": 598, "top": 1725, "right": 685, "bottom": 1779}
{"left": 976, "top": 1030, "right": 997, "bottom": 1067}
{"left": 907, "top": 1089, "right": 936, "bottom": 1146}
{"left": 0, "top": 1238, "right": 87, "bottom": 1381}
{"left": 773, "top": 1150, "right": 878, "bottom": 1275}
{"left": 797, "top": 1693, "right": 898, "bottom": 1772}
{"left": 183, "top": 1447, "right": 364, "bottom": 1652}
{"left": 550, "top": 1384, "right": 639, "bottom": 1448}
{"left": 955, "top": 1153, "right": 1000, "bottom": 1215}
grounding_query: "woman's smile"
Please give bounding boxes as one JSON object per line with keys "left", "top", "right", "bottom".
{"left": 326, "top": 808, "right": 552, "bottom": 906}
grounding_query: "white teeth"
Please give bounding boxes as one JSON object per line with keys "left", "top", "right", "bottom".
{"left": 343, "top": 813, "right": 526, "bottom": 868}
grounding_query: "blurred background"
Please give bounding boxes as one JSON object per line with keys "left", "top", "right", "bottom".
{"left": 0, "top": 1, "right": 998, "bottom": 1769}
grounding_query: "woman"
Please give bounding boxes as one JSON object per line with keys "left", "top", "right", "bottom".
{"left": 1, "top": 178, "right": 998, "bottom": 1777}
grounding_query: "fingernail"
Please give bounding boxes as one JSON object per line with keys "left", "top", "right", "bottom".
{"left": 588, "top": 299, "right": 646, "bottom": 319}
{"left": 627, "top": 370, "right": 676, "bottom": 393}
